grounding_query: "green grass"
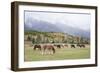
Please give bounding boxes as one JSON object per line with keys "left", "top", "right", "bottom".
{"left": 24, "top": 46, "right": 90, "bottom": 61}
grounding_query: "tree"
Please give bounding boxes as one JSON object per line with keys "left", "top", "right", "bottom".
{"left": 32, "top": 38, "right": 35, "bottom": 44}
{"left": 80, "top": 37, "right": 84, "bottom": 44}
{"left": 27, "top": 35, "right": 31, "bottom": 41}
{"left": 70, "top": 39, "right": 74, "bottom": 44}
{"left": 63, "top": 40, "right": 67, "bottom": 43}
{"left": 45, "top": 38, "right": 49, "bottom": 43}
{"left": 52, "top": 40, "right": 55, "bottom": 43}
{"left": 76, "top": 37, "right": 80, "bottom": 44}
{"left": 35, "top": 35, "right": 42, "bottom": 44}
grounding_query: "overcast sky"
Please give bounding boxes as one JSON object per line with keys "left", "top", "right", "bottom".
{"left": 25, "top": 11, "right": 91, "bottom": 31}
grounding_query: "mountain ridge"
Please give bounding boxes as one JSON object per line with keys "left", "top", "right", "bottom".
{"left": 25, "top": 18, "right": 90, "bottom": 38}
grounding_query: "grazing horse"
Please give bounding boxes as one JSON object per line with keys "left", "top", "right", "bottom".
{"left": 77, "top": 44, "right": 80, "bottom": 47}
{"left": 77, "top": 44, "right": 85, "bottom": 48}
{"left": 71, "top": 44, "right": 75, "bottom": 48}
{"left": 33, "top": 44, "right": 55, "bottom": 55}
{"left": 33, "top": 44, "right": 41, "bottom": 50}
{"left": 54, "top": 44, "right": 61, "bottom": 48}
{"left": 42, "top": 44, "right": 55, "bottom": 55}
{"left": 80, "top": 44, "right": 85, "bottom": 48}
{"left": 57, "top": 45, "right": 61, "bottom": 48}
{"left": 64, "top": 44, "right": 68, "bottom": 47}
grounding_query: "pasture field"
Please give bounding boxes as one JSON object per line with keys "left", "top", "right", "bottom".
{"left": 24, "top": 43, "right": 90, "bottom": 61}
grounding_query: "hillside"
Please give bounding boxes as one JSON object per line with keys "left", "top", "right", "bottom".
{"left": 25, "top": 30, "right": 90, "bottom": 44}
{"left": 25, "top": 18, "right": 90, "bottom": 38}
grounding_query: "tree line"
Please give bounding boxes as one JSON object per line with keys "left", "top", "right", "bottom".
{"left": 25, "top": 31, "right": 90, "bottom": 44}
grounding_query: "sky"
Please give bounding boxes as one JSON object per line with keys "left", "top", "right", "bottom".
{"left": 25, "top": 10, "right": 91, "bottom": 31}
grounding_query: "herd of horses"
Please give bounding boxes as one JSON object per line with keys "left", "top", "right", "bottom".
{"left": 33, "top": 44, "right": 86, "bottom": 55}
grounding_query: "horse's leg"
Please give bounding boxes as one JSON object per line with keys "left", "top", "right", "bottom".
{"left": 51, "top": 49, "right": 53, "bottom": 55}
{"left": 43, "top": 47, "right": 47, "bottom": 55}
{"left": 46, "top": 48, "right": 49, "bottom": 55}
{"left": 41, "top": 50, "right": 43, "bottom": 55}
{"left": 41, "top": 48, "right": 44, "bottom": 55}
{"left": 40, "top": 46, "right": 44, "bottom": 55}
{"left": 49, "top": 48, "right": 52, "bottom": 54}
{"left": 84, "top": 45, "right": 85, "bottom": 48}
{"left": 46, "top": 48, "right": 50, "bottom": 55}
{"left": 52, "top": 47, "right": 55, "bottom": 54}
{"left": 39, "top": 47, "right": 42, "bottom": 55}
{"left": 48, "top": 49, "right": 50, "bottom": 55}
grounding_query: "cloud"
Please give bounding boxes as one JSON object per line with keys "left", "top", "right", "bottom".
{"left": 25, "top": 11, "right": 91, "bottom": 31}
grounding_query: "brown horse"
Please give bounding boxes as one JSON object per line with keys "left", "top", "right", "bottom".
{"left": 64, "top": 44, "right": 68, "bottom": 47}
{"left": 33, "top": 44, "right": 55, "bottom": 55}
{"left": 42, "top": 44, "right": 55, "bottom": 55}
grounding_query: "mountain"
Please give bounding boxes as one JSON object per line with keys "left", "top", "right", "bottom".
{"left": 25, "top": 18, "right": 90, "bottom": 38}
{"left": 25, "top": 18, "right": 63, "bottom": 32}
{"left": 55, "top": 23, "right": 90, "bottom": 38}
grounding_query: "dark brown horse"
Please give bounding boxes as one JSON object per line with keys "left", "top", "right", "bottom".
{"left": 81, "top": 44, "right": 85, "bottom": 48}
{"left": 54, "top": 44, "right": 61, "bottom": 48}
{"left": 71, "top": 44, "right": 75, "bottom": 48}
{"left": 77, "top": 44, "right": 85, "bottom": 48}
{"left": 33, "top": 44, "right": 41, "bottom": 50}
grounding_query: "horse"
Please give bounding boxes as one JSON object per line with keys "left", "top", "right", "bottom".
{"left": 64, "top": 44, "right": 68, "bottom": 47}
{"left": 33, "top": 44, "right": 41, "bottom": 51}
{"left": 77, "top": 44, "right": 80, "bottom": 47}
{"left": 71, "top": 44, "right": 75, "bottom": 48}
{"left": 54, "top": 44, "right": 61, "bottom": 48}
{"left": 33, "top": 44, "right": 55, "bottom": 55}
{"left": 42, "top": 44, "right": 55, "bottom": 55}
{"left": 80, "top": 44, "right": 85, "bottom": 48}
{"left": 77, "top": 44, "right": 85, "bottom": 48}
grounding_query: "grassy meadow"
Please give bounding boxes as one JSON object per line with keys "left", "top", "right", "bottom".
{"left": 24, "top": 43, "right": 90, "bottom": 61}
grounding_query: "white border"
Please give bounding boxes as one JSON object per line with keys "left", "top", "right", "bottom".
{"left": 18, "top": 5, "right": 96, "bottom": 68}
